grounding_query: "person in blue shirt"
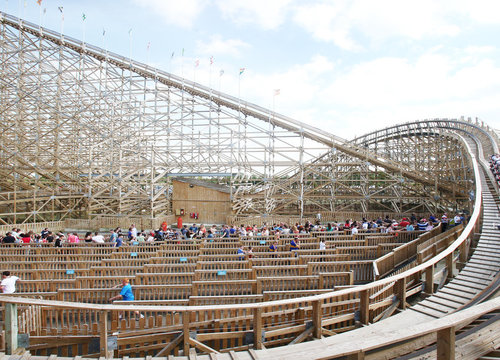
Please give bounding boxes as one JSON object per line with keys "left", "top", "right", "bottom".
{"left": 109, "top": 278, "right": 143, "bottom": 319}
{"left": 115, "top": 235, "right": 123, "bottom": 248}
{"left": 290, "top": 237, "right": 300, "bottom": 252}
{"left": 237, "top": 245, "right": 246, "bottom": 260}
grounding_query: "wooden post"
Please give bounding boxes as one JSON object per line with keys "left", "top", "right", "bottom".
{"left": 395, "top": 277, "right": 407, "bottom": 310}
{"left": 99, "top": 311, "right": 111, "bottom": 358}
{"left": 347, "top": 351, "right": 365, "bottom": 360}
{"left": 312, "top": 300, "right": 322, "bottom": 339}
{"left": 359, "top": 290, "right": 369, "bottom": 325}
{"left": 425, "top": 265, "right": 434, "bottom": 294}
{"left": 5, "top": 303, "right": 18, "bottom": 355}
{"left": 458, "top": 241, "right": 467, "bottom": 267}
{"left": 183, "top": 311, "right": 190, "bottom": 355}
{"left": 253, "top": 307, "right": 263, "bottom": 349}
{"left": 437, "top": 326, "right": 455, "bottom": 360}
{"left": 446, "top": 253, "right": 454, "bottom": 280}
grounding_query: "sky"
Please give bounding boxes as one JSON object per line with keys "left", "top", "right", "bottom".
{"left": 1, "top": 0, "right": 500, "bottom": 138}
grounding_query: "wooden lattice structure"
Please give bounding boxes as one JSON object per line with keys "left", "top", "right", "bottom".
{"left": 1, "top": 11, "right": 497, "bottom": 225}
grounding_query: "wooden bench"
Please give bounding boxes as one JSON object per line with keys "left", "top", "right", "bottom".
{"left": 194, "top": 268, "right": 255, "bottom": 281}
{"left": 253, "top": 265, "right": 310, "bottom": 277}
{"left": 90, "top": 266, "right": 144, "bottom": 276}
{"left": 16, "top": 279, "right": 76, "bottom": 293}
{"left": 191, "top": 280, "right": 260, "bottom": 296}
{"left": 75, "top": 276, "right": 134, "bottom": 289}
{"left": 188, "top": 294, "right": 264, "bottom": 305}
{"left": 136, "top": 272, "right": 195, "bottom": 285}
{"left": 258, "top": 276, "right": 319, "bottom": 292}
{"left": 308, "top": 261, "right": 352, "bottom": 274}
{"left": 318, "top": 272, "right": 354, "bottom": 289}
{"left": 143, "top": 263, "right": 197, "bottom": 273}
{"left": 262, "top": 289, "right": 332, "bottom": 301}
{"left": 196, "top": 260, "right": 251, "bottom": 270}
{"left": 155, "top": 249, "right": 200, "bottom": 257}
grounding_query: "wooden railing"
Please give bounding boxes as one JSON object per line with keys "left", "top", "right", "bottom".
{"left": 0, "top": 215, "right": 175, "bottom": 235}
{"left": 372, "top": 223, "right": 466, "bottom": 280}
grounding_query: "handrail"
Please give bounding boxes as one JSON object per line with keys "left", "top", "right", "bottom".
{"left": 258, "top": 297, "right": 500, "bottom": 359}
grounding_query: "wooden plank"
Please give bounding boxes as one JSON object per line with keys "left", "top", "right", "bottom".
{"left": 288, "top": 327, "right": 313, "bottom": 345}
{"left": 264, "top": 324, "right": 306, "bottom": 339}
{"left": 196, "top": 331, "right": 248, "bottom": 342}
{"left": 155, "top": 333, "right": 183, "bottom": 357}
{"left": 187, "top": 337, "right": 220, "bottom": 354}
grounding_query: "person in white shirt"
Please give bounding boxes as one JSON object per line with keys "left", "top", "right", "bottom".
{"left": 92, "top": 231, "right": 105, "bottom": 243}
{"left": 319, "top": 239, "right": 326, "bottom": 250}
{"left": 1, "top": 271, "right": 20, "bottom": 293}
{"left": 351, "top": 226, "right": 359, "bottom": 235}
{"left": 131, "top": 224, "right": 138, "bottom": 239}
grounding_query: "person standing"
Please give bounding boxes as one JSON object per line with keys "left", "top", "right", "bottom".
{"left": 1, "top": 271, "right": 20, "bottom": 293}
{"left": 109, "top": 278, "right": 143, "bottom": 319}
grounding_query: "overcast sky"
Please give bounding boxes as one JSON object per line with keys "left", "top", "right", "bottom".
{"left": 2, "top": 0, "right": 500, "bottom": 138}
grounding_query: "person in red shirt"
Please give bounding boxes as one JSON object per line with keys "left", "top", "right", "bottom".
{"left": 399, "top": 218, "right": 410, "bottom": 228}
{"left": 21, "top": 231, "right": 32, "bottom": 244}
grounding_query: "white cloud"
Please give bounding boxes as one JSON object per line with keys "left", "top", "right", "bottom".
{"left": 217, "top": 50, "right": 500, "bottom": 137}
{"left": 214, "top": 0, "right": 294, "bottom": 30}
{"left": 292, "top": 2, "right": 360, "bottom": 50}
{"left": 196, "top": 35, "right": 250, "bottom": 57}
{"left": 293, "top": 0, "right": 462, "bottom": 49}
{"left": 132, "top": 0, "right": 209, "bottom": 28}
{"left": 240, "top": 55, "right": 335, "bottom": 110}
{"left": 453, "top": 0, "right": 500, "bottom": 24}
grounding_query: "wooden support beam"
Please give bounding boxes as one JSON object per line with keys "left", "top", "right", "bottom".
{"left": 425, "top": 265, "right": 434, "bottom": 294}
{"left": 437, "top": 326, "right": 455, "bottom": 360}
{"left": 183, "top": 311, "right": 191, "bottom": 355}
{"left": 347, "top": 351, "right": 365, "bottom": 360}
{"left": 99, "top": 311, "right": 111, "bottom": 358}
{"left": 446, "top": 253, "right": 454, "bottom": 280}
{"left": 312, "top": 300, "right": 322, "bottom": 339}
{"left": 155, "top": 333, "right": 183, "bottom": 357}
{"left": 5, "top": 303, "right": 18, "bottom": 355}
{"left": 359, "top": 290, "right": 370, "bottom": 325}
{"left": 253, "top": 307, "right": 263, "bottom": 350}
{"left": 289, "top": 327, "right": 313, "bottom": 345}
{"left": 395, "top": 277, "right": 407, "bottom": 310}
{"left": 187, "top": 337, "right": 220, "bottom": 354}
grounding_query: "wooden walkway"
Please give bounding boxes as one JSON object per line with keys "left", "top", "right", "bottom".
{"left": 411, "top": 168, "right": 500, "bottom": 318}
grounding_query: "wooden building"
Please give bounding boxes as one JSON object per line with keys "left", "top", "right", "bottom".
{"left": 171, "top": 178, "right": 231, "bottom": 225}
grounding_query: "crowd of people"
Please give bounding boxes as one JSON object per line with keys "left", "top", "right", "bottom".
{"left": 490, "top": 154, "right": 500, "bottom": 186}
{"left": 0, "top": 212, "right": 466, "bottom": 297}
{"left": 0, "top": 212, "right": 466, "bottom": 247}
